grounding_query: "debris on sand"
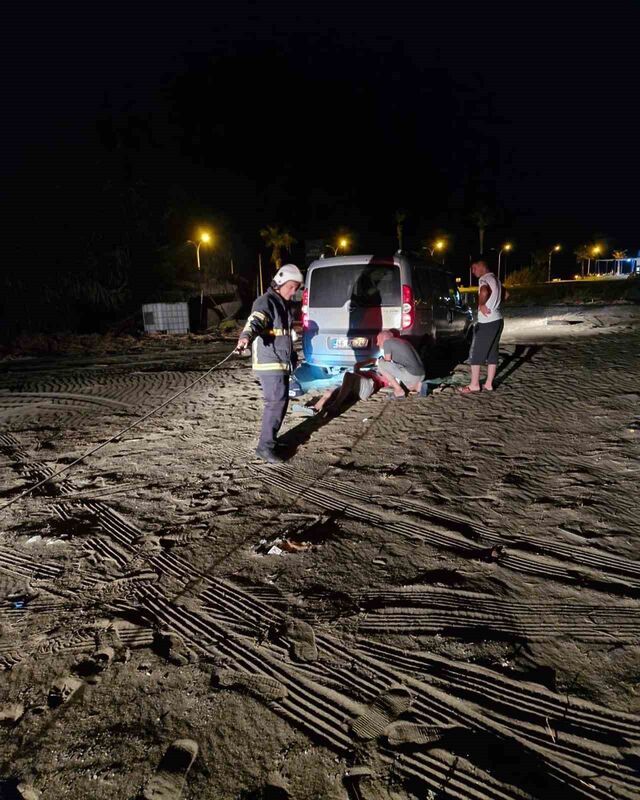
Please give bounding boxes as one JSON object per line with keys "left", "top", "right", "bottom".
{"left": 474, "top": 544, "right": 506, "bottom": 562}
{"left": 254, "top": 512, "right": 343, "bottom": 556}
{"left": 141, "top": 738, "right": 199, "bottom": 800}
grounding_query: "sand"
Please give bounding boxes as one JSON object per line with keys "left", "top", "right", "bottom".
{"left": 0, "top": 304, "right": 639, "bottom": 800}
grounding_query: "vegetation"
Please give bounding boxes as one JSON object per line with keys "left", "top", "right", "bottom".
{"left": 504, "top": 265, "right": 548, "bottom": 287}
{"left": 469, "top": 208, "right": 494, "bottom": 254}
{"left": 260, "top": 226, "right": 296, "bottom": 271}
{"left": 464, "top": 275, "right": 639, "bottom": 306}
{"left": 394, "top": 210, "right": 407, "bottom": 252}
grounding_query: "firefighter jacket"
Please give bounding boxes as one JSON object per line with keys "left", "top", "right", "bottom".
{"left": 241, "top": 287, "right": 295, "bottom": 372}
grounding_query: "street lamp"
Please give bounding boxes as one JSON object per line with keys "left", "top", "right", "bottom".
{"left": 325, "top": 237, "right": 349, "bottom": 256}
{"left": 187, "top": 230, "right": 212, "bottom": 271}
{"left": 498, "top": 243, "right": 512, "bottom": 282}
{"left": 588, "top": 245, "right": 602, "bottom": 276}
{"left": 547, "top": 244, "right": 561, "bottom": 282}
{"left": 423, "top": 240, "right": 446, "bottom": 261}
{"left": 423, "top": 239, "right": 446, "bottom": 258}
{"left": 187, "top": 230, "right": 213, "bottom": 330}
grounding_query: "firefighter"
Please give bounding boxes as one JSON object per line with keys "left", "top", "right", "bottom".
{"left": 236, "top": 263, "right": 303, "bottom": 463}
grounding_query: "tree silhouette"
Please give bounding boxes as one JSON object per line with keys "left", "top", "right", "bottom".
{"left": 394, "top": 210, "right": 408, "bottom": 252}
{"left": 260, "top": 225, "right": 296, "bottom": 271}
{"left": 470, "top": 208, "right": 494, "bottom": 254}
{"left": 612, "top": 249, "right": 627, "bottom": 274}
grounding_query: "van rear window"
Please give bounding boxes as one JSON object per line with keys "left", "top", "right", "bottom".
{"left": 309, "top": 264, "right": 400, "bottom": 308}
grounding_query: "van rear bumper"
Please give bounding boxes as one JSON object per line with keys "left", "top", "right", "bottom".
{"left": 303, "top": 350, "right": 381, "bottom": 369}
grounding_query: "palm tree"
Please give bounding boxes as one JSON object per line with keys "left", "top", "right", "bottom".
{"left": 470, "top": 208, "right": 494, "bottom": 254}
{"left": 612, "top": 249, "right": 627, "bottom": 275}
{"left": 574, "top": 244, "right": 592, "bottom": 277}
{"left": 260, "top": 226, "right": 296, "bottom": 271}
{"left": 394, "top": 209, "right": 407, "bottom": 252}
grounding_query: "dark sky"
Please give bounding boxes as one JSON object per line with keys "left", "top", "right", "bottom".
{"left": 3, "top": 0, "right": 640, "bottom": 275}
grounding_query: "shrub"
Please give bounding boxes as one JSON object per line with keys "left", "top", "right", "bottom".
{"left": 503, "top": 266, "right": 547, "bottom": 287}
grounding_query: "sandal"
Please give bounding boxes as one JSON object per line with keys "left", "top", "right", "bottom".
{"left": 291, "top": 404, "right": 318, "bottom": 416}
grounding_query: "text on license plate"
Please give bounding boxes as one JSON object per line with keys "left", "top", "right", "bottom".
{"left": 330, "top": 336, "right": 369, "bottom": 349}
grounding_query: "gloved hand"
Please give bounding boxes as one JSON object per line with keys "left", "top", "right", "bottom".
{"left": 236, "top": 336, "right": 250, "bottom": 353}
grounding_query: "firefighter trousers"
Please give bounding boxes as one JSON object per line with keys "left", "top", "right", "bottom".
{"left": 257, "top": 373, "right": 290, "bottom": 451}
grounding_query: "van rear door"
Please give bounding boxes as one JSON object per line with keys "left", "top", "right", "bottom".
{"left": 305, "top": 260, "right": 401, "bottom": 364}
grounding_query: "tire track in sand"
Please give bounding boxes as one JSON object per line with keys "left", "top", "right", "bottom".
{"left": 356, "top": 586, "right": 640, "bottom": 643}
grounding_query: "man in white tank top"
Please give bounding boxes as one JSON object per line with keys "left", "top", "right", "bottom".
{"left": 460, "top": 256, "right": 507, "bottom": 394}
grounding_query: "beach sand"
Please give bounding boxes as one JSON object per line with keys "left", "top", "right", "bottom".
{"left": 1, "top": 305, "right": 639, "bottom": 799}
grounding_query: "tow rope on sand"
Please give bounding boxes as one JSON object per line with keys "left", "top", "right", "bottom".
{"left": 0, "top": 348, "right": 239, "bottom": 512}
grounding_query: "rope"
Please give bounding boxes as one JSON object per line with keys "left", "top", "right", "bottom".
{"left": 0, "top": 348, "right": 239, "bottom": 512}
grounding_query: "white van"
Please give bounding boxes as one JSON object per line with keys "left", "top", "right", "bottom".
{"left": 301, "top": 253, "right": 472, "bottom": 370}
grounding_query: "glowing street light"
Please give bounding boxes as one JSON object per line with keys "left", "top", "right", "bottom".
{"left": 187, "top": 230, "right": 213, "bottom": 271}
{"left": 498, "top": 243, "right": 513, "bottom": 282}
{"left": 588, "top": 245, "right": 602, "bottom": 276}
{"left": 187, "top": 230, "right": 213, "bottom": 330}
{"left": 324, "top": 237, "right": 350, "bottom": 256}
{"left": 547, "top": 244, "right": 561, "bottom": 282}
{"left": 423, "top": 240, "right": 447, "bottom": 263}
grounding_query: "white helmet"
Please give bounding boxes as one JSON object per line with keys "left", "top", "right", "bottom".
{"left": 273, "top": 263, "right": 303, "bottom": 286}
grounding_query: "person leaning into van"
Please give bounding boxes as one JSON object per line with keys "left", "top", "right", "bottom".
{"left": 236, "top": 264, "right": 303, "bottom": 463}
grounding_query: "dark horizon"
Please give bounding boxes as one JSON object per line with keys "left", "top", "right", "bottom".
{"left": 3, "top": 1, "right": 640, "bottom": 286}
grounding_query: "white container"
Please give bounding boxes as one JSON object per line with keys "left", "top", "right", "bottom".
{"left": 142, "top": 302, "right": 190, "bottom": 334}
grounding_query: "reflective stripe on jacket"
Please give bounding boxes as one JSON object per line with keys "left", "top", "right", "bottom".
{"left": 241, "top": 287, "right": 294, "bottom": 372}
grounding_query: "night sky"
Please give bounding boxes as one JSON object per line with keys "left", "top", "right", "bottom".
{"left": 3, "top": 0, "right": 640, "bottom": 282}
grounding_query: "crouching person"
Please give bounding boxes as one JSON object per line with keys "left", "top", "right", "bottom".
{"left": 236, "top": 264, "right": 303, "bottom": 463}
{"left": 376, "top": 330, "right": 426, "bottom": 398}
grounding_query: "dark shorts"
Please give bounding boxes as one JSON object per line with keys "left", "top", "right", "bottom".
{"left": 469, "top": 319, "right": 504, "bottom": 365}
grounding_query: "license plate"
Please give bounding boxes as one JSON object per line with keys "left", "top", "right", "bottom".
{"left": 330, "top": 336, "right": 369, "bottom": 349}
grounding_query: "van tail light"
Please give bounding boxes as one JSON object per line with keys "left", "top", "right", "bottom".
{"left": 302, "top": 288, "right": 309, "bottom": 329}
{"left": 401, "top": 284, "right": 414, "bottom": 329}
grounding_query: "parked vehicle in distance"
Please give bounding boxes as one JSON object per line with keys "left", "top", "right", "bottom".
{"left": 302, "top": 253, "right": 472, "bottom": 371}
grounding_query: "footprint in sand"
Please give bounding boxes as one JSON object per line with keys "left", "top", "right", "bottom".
{"left": 214, "top": 669, "right": 288, "bottom": 702}
{"left": 0, "top": 703, "right": 25, "bottom": 724}
{"left": 153, "top": 630, "right": 194, "bottom": 667}
{"left": 384, "top": 720, "right": 461, "bottom": 747}
{"left": 18, "top": 785, "right": 41, "bottom": 800}
{"left": 141, "top": 739, "right": 198, "bottom": 800}
{"left": 343, "top": 766, "right": 394, "bottom": 800}
{"left": 283, "top": 619, "right": 318, "bottom": 663}
{"left": 48, "top": 676, "right": 83, "bottom": 708}
{"left": 351, "top": 685, "right": 412, "bottom": 740}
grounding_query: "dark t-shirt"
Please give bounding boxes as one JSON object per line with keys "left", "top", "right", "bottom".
{"left": 383, "top": 338, "right": 424, "bottom": 377}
